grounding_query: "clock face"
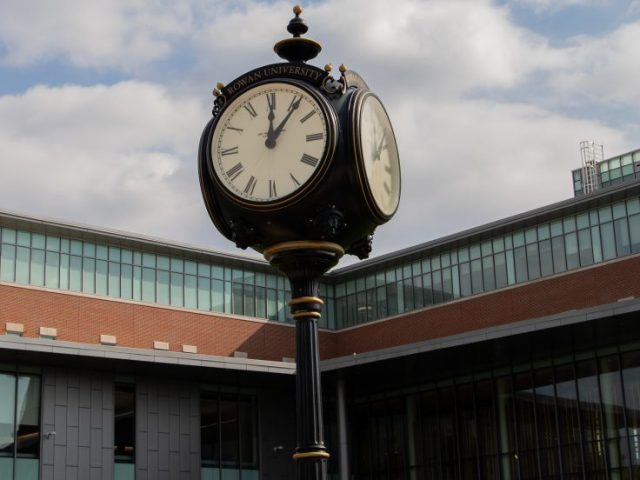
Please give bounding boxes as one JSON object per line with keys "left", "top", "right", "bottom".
{"left": 354, "top": 92, "right": 401, "bottom": 219}
{"left": 210, "top": 82, "right": 334, "bottom": 206}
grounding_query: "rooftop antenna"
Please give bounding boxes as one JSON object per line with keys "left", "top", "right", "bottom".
{"left": 580, "top": 140, "right": 604, "bottom": 194}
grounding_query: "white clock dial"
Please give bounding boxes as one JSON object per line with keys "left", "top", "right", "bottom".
{"left": 355, "top": 93, "right": 401, "bottom": 219}
{"left": 211, "top": 82, "right": 332, "bottom": 204}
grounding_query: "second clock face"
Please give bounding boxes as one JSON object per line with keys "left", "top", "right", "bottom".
{"left": 353, "top": 92, "right": 401, "bottom": 220}
{"left": 210, "top": 82, "right": 333, "bottom": 205}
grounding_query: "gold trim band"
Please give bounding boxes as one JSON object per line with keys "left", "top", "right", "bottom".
{"left": 263, "top": 241, "right": 344, "bottom": 262}
{"left": 289, "top": 296, "right": 324, "bottom": 306}
{"left": 292, "top": 311, "right": 322, "bottom": 319}
{"left": 292, "top": 451, "right": 331, "bottom": 460}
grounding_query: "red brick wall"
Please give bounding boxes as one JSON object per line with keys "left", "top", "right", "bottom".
{"left": 334, "top": 255, "right": 640, "bottom": 357}
{"left": 0, "top": 283, "right": 336, "bottom": 361}
{"left": 2, "top": 255, "right": 639, "bottom": 363}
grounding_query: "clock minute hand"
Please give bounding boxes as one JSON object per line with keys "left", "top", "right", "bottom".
{"left": 264, "top": 96, "right": 276, "bottom": 149}
{"left": 269, "top": 95, "right": 303, "bottom": 145}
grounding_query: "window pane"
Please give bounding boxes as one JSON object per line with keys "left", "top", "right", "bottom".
{"left": 170, "top": 273, "right": 184, "bottom": 307}
{"left": 30, "top": 249, "right": 45, "bottom": 286}
{"left": 601, "top": 222, "right": 617, "bottom": 260}
{"left": 526, "top": 243, "right": 540, "bottom": 280}
{"left": 16, "top": 246, "right": 29, "bottom": 284}
{"left": 539, "top": 239, "right": 553, "bottom": 276}
{"left": 185, "top": 275, "right": 198, "bottom": 309}
{"left": 615, "top": 218, "right": 631, "bottom": 256}
{"left": 565, "top": 232, "right": 579, "bottom": 270}
{"left": 45, "top": 251, "right": 60, "bottom": 289}
{"left": 1, "top": 244, "right": 16, "bottom": 282}
{"left": 201, "top": 392, "right": 220, "bottom": 468}
{"left": 578, "top": 229, "right": 594, "bottom": 266}
{"left": 220, "top": 398, "right": 239, "bottom": 469}
{"left": 114, "top": 383, "right": 135, "bottom": 464}
{"left": 0, "top": 374, "right": 16, "bottom": 454}
{"left": 514, "top": 246, "right": 528, "bottom": 283}
{"left": 157, "top": 270, "right": 170, "bottom": 305}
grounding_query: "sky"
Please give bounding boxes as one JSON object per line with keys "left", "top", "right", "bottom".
{"left": 1, "top": 0, "right": 639, "bottom": 265}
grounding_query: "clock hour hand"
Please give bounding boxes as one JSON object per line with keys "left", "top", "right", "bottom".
{"left": 265, "top": 95, "right": 302, "bottom": 148}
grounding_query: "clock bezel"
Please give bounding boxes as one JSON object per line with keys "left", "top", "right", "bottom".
{"left": 350, "top": 89, "right": 401, "bottom": 222}
{"left": 206, "top": 79, "right": 338, "bottom": 211}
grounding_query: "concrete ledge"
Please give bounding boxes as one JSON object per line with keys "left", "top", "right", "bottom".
{"left": 0, "top": 336, "right": 296, "bottom": 375}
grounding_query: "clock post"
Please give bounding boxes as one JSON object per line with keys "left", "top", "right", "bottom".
{"left": 198, "top": 6, "right": 401, "bottom": 480}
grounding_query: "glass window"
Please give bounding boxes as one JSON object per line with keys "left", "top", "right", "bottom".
{"left": 514, "top": 246, "right": 528, "bottom": 283}
{"left": 157, "top": 270, "right": 170, "bottom": 305}
{"left": 565, "top": 233, "right": 579, "bottom": 270}
{"left": 614, "top": 218, "right": 631, "bottom": 256}
{"left": 0, "top": 373, "right": 40, "bottom": 480}
{"left": 45, "top": 251, "right": 60, "bottom": 289}
{"left": 539, "top": 239, "right": 553, "bottom": 277}
{"left": 108, "top": 262, "right": 121, "bottom": 298}
{"left": 600, "top": 222, "right": 617, "bottom": 261}
{"left": 114, "top": 382, "right": 135, "bottom": 480}
{"left": 170, "top": 273, "right": 184, "bottom": 307}
{"left": 630, "top": 214, "right": 640, "bottom": 253}
{"left": 0, "top": 244, "right": 16, "bottom": 282}
{"left": 578, "top": 229, "right": 594, "bottom": 266}
{"left": 526, "top": 243, "right": 540, "bottom": 280}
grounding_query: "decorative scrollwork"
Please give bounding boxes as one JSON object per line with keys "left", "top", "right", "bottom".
{"left": 212, "top": 95, "right": 227, "bottom": 117}
{"left": 227, "top": 217, "right": 261, "bottom": 249}
{"left": 347, "top": 234, "right": 373, "bottom": 260}
{"left": 311, "top": 206, "right": 345, "bottom": 240}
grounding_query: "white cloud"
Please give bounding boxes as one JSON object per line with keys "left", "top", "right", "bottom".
{"left": 549, "top": 22, "right": 640, "bottom": 104}
{"left": 0, "top": 81, "right": 216, "bottom": 247}
{"left": 0, "top": 0, "right": 192, "bottom": 69}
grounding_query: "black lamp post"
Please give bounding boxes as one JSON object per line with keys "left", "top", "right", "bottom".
{"left": 198, "top": 6, "right": 401, "bottom": 479}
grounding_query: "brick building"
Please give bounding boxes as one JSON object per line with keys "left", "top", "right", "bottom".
{"left": 2, "top": 148, "right": 640, "bottom": 479}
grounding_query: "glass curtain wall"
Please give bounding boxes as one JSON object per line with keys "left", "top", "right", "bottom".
{"left": 0, "top": 367, "right": 40, "bottom": 480}
{"left": 201, "top": 387, "right": 259, "bottom": 480}
{"left": 348, "top": 343, "right": 640, "bottom": 480}
{"left": 334, "top": 196, "right": 640, "bottom": 329}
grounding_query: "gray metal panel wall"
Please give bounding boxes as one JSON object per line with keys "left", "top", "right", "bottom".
{"left": 41, "top": 367, "right": 114, "bottom": 480}
{"left": 136, "top": 376, "right": 201, "bottom": 480}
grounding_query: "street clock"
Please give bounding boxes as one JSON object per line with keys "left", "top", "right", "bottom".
{"left": 198, "top": 7, "right": 400, "bottom": 259}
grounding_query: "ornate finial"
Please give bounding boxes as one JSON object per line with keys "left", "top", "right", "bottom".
{"left": 324, "top": 64, "right": 332, "bottom": 72}
{"left": 216, "top": 82, "right": 225, "bottom": 90}
{"left": 339, "top": 64, "right": 347, "bottom": 73}
{"left": 274, "top": 5, "right": 322, "bottom": 63}
{"left": 212, "top": 88, "right": 221, "bottom": 97}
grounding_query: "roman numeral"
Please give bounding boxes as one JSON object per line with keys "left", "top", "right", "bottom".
{"left": 306, "top": 133, "right": 323, "bottom": 142}
{"left": 226, "top": 162, "right": 244, "bottom": 181}
{"left": 300, "top": 111, "right": 315, "bottom": 123}
{"left": 227, "top": 125, "right": 243, "bottom": 133}
{"left": 290, "top": 173, "right": 300, "bottom": 186}
{"left": 221, "top": 146, "right": 238, "bottom": 156}
{"left": 300, "top": 153, "right": 319, "bottom": 167}
{"left": 267, "top": 92, "right": 276, "bottom": 110}
{"left": 244, "top": 102, "right": 257, "bottom": 118}
{"left": 244, "top": 176, "right": 257, "bottom": 195}
{"left": 269, "top": 180, "right": 277, "bottom": 198}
